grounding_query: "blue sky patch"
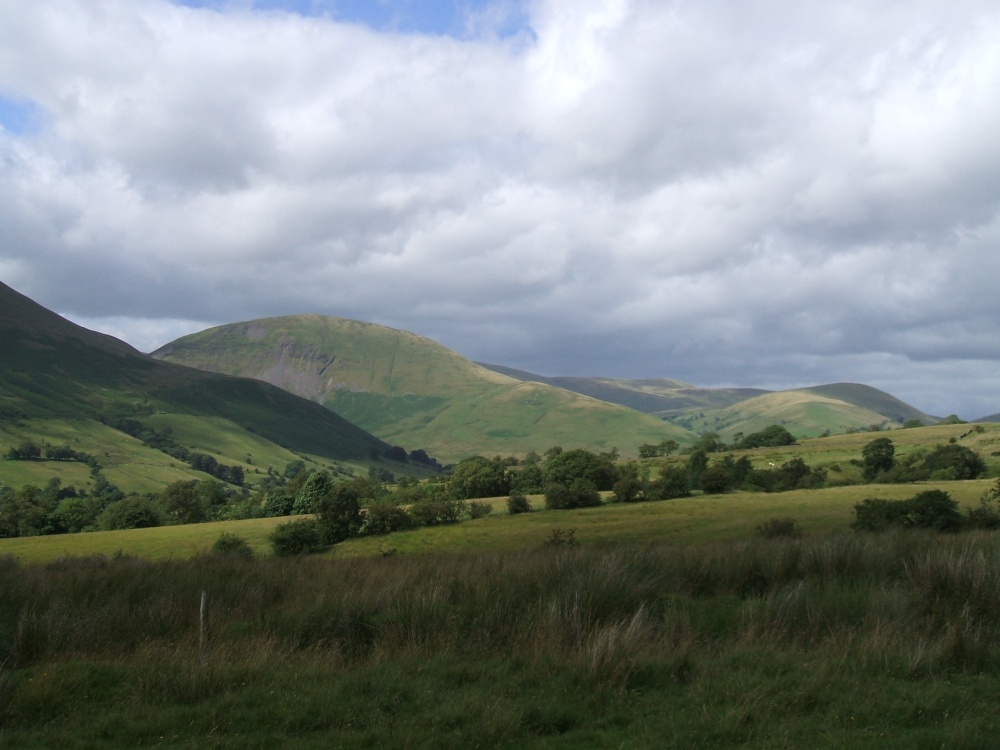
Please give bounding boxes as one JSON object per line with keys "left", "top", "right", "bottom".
{"left": 173, "top": 0, "right": 529, "bottom": 38}
{"left": 0, "top": 95, "right": 43, "bottom": 135}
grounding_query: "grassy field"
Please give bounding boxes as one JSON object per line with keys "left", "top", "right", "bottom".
{"left": 4, "top": 525, "right": 1000, "bottom": 747}
{"left": 1, "top": 477, "right": 993, "bottom": 565}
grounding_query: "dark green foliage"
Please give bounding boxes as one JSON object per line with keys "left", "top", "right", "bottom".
{"left": 756, "top": 518, "right": 804, "bottom": 539}
{"left": 735, "top": 425, "right": 796, "bottom": 449}
{"left": 543, "top": 479, "right": 600, "bottom": 510}
{"left": 50, "top": 496, "right": 100, "bottom": 533}
{"left": 159, "top": 481, "right": 207, "bottom": 525}
{"left": 853, "top": 490, "right": 963, "bottom": 532}
{"left": 292, "top": 470, "right": 334, "bottom": 515}
{"left": 5, "top": 441, "right": 41, "bottom": 460}
{"left": 316, "top": 479, "right": 368, "bottom": 543}
{"left": 647, "top": 466, "right": 690, "bottom": 500}
{"left": 507, "top": 492, "right": 532, "bottom": 514}
{"left": 408, "top": 497, "right": 466, "bottom": 526}
{"left": 509, "top": 464, "right": 544, "bottom": 495}
{"left": 211, "top": 532, "right": 254, "bottom": 559}
{"left": 699, "top": 464, "right": 732, "bottom": 494}
{"left": 862, "top": 437, "right": 896, "bottom": 480}
{"left": 468, "top": 501, "right": 493, "bottom": 519}
{"left": 921, "top": 443, "right": 987, "bottom": 480}
{"left": 906, "top": 490, "right": 964, "bottom": 531}
{"left": 691, "top": 432, "right": 726, "bottom": 454}
{"left": 543, "top": 449, "right": 615, "bottom": 491}
{"left": 449, "top": 456, "right": 510, "bottom": 499}
{"left": 611, "top": 473, "right": 642, "bottom": 503}
{"left": 269, "top": 518, "right": 324, "bottom": 555}
{"left": 638, "top": 439, "right": 679, "bottom": 458}
{"left": 968, "top": 480, "right": 1000, "bottom": 529}
{"left": 745, "top": 458, "right": 826, "bottom": 493}
{"left": 361, "top": 501, "right": 414, "bottom": 535}
{"left": 96, "top": 496, "right": 162, "bottom": 531}
{"left": 686, "top": 449, "right": 709, "bottom": 489}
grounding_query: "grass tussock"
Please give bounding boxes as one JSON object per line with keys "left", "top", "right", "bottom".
{"left": 5, "top": 532, "right": 1000, "bottom": 746}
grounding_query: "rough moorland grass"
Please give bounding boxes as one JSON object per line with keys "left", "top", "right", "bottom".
{"left": 4, "top": 532, "right": 1000, "bottom": 747}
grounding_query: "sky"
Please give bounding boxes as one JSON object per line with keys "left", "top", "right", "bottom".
{"left": 1, "top": 0, "right": 999, "bottom": 419}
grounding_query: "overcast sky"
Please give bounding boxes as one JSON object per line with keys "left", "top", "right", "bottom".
{"left": 2, "top": 0, "right": 999, "bottom": 418}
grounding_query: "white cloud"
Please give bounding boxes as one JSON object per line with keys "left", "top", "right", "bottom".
{"left": 1, "top": 0, "right": 1000, "bottom": 417}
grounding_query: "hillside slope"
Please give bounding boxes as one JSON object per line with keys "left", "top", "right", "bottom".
{"left": 479, "top": 363, "right": 935, "bottom": 438}
{"left": 480, "top": 364, "right": 768, "bottom": 415}
{"left": 0, "top": 281, "right": 389, "bottom": 465}
{"left": 153, "top": 316, "right": 694, "bottom": 460}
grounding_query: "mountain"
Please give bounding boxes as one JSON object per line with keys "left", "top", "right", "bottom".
{"left": 0, "top": 281, "right": 391, "bottom": 490}
{"left": 152, "top": 316, "right": 694, "bottom": 461}
{"left": 477, "top": 365, "right": 937, "bottom": 438}
{"left": 479, "top": 364, "right": 768, "bottom": 416}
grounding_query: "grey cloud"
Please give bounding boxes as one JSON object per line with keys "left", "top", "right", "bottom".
{"left": 1, "top": 0, "right": 1000, "bottom": 417}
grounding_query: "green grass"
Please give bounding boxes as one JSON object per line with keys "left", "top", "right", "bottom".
{"left": 2, "top": 478, "right": 993, "bottom": 565}
{"left": 5, "top": 531, "right": 1000, "bottom": 747}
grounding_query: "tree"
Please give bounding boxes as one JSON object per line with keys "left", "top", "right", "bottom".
{"left": 862, "top": 437, "right": 895, "bottom": 481}
{"left": 316, "top": 479, "right": 368, "bottom": 544}
{"left": 647, "top": 466, "right": 690, "bottom": 500}
{"left": 543, "top": 449, "right": 615, "bottom": 491}
{"left": 293, "top": 470, "right": 335, "bottom": 515}
{"left": 160, "top": 481, "right": 207, "bottom": 524}
{"left": 96, "top": 496, "right": 162, "bottom": 530}
{"left": 735, "top": 425, "right": 796, "bottom": 449}
{"left": 921, "top": 443, "right": 987, "bottom": 480}
{"left": 449, "top": 456, "right": 510, "bottom": 499}
{"left": 686, "top": 449, "right": 709, "bottom": 489}
{"left": 699, "top": 464, "right": 732, "bottom": 494}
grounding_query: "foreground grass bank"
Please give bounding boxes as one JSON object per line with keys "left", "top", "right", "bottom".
{"left": 3, "top": 531, "right": 1000, "bottom": 747}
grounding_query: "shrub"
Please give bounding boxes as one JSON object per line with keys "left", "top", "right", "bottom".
{"left": 211, "top": 532, "right": 254, "bottom": 559}
{"left": 96, "top": 497, "right": 162, "bottom": 531}
{"left": 544, "top": 479, "right": 600, "bottom": 510}
{"left": 853, "top": 490, "right": 963, "bottom": 533}
{"left": 646, "top": 466, "right": 690, "bottom": 500}
{"left": 611, "top": 475, "right": 642, "bottom": 503}
{"left": 699, "top": 465, "right": 732, "bottom": 494}
{"left": 409, "top": 498, "right": 465, "bottom": 526}
{"left": 362, "top": 501, "right": 413, "bottom": 535}
{"left": 269, "top": 518, "right": 324, "bottom": 556}
{"left": 468, "top": 501, "right": 493, "bottom": 519}
{"left": 906, "top": 490, "right": 963, "bottom": 532}
{"left": 756, "top": 518, "right": 804, "bottom": 539}
{"left": 507, "top": 492, "right": 532, "bottom": 514}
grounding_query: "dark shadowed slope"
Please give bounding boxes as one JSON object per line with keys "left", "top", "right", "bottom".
{"left": 0, "top": 281, "right": 387, "bottom": 460}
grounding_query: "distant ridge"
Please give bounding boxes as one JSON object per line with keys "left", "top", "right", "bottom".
{"left": 479, "top": 363, "right": 768, "bottom": 415}
{"left": 476, "top": 365, "right": 937, "bottom": 439}
{"left": 153, "top": 316, "right": 694, "bottom": 461}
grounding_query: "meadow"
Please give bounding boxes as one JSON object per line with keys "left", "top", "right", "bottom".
{"left": 3, "top": 476, "right": 1000, "bottom": 747}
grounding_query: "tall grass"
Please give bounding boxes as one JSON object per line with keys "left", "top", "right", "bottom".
{"left": 4, "top": 531, "right": 1000, "bottom": 678}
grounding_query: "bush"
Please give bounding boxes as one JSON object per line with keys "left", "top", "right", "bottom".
{"left": 756, "top": 518, "right": 804, "bottom": 539}
{"left": 211, "top": 532, "right": 254, "bottom": 559}
{"left": 507, "top": 492, "right": 532, "bottom": 514}
{"left": 362, "top": 501, "right": 413, "bottom": 535}
{"left": 699, "top": 465, "right": 732, "bottom": 494}
{"left": 468, "top": 501, "right": 493, "bottom": 519}
{"left": 269, "top": 518, "right": 324, "bottom": 556}
{"left": 544, "top": 479, "right": 601, "bottom": 510}
{"left": 853, "top": 490, "right": 963, "bottom": 533}
{"left": 646, "top": 466, "right": 690, "bottom": 500}
{"left": 409, "top": 498, "right": 466, "bottom": 526}
{"left": 96, "top": 497, "right": 162, "bottom": 531}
